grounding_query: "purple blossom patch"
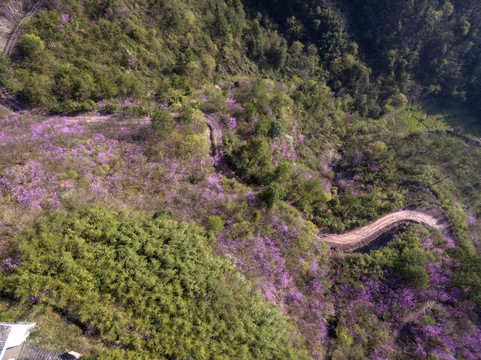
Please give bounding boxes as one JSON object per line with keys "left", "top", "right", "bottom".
{"left": 227, "top": 117, "right": 237, "bottom": 129}
{"left": 225, "top": 97, "right": 240, "bottom": 110}
{"left": 353, "top": 152, "right": 361, "bottom": 166}
{"left": 61, "top": 13, "right": 69, "bottom": 23}
{"left": 444, "top": 236, "right": 455, "bottom": 248}
{"left": 421, "top": 236, "right": 434, "bottom": 249}
{"left": 466, "top": 212, "right": 476, "bottom": 225}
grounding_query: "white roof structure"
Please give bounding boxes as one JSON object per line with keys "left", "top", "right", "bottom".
{"left": 0, "top": 323, "right": 35, "bottom": 360}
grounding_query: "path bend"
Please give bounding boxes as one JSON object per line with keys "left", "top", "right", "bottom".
{"left": 201, "top": 112, "right": 452, "bottom": 250}
{"left": 0, "top": 91, "right": 452, "bottom": 251}
{"left": 203, "top": 113, "right": 223, "bottom": 158}
{"left": 317, "top": 209, "right": 450, "bottom": 250}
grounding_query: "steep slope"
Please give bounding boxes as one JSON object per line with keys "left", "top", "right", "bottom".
{"left": 0, "top": 1, "right": 480, "bottom": 360}
{"left": 242, "top": 0, "right": 481, "bottom": 115}
{"left": 2, "top": 0, "right": 44, "bottom": 56}
{"left": 0, "top": 0, "right": 36, "bottom": 52}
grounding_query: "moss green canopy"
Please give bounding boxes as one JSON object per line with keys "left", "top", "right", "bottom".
{"left": 1, "top": 206, "right": 305, "bottom": 360}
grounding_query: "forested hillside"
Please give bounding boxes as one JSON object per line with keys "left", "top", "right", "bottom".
{"left": 5, "top": 0, "right": 283, "bottom": 112}
{"left": 243, "top": 0, "right": 481, "bottom": 114}
{"left": 3, "top": 207, "right": 302, "bottom": 359}
{"left": 340, "top": 0, "right": 481, "bottom": 110}
{"left": 0, "top": 0, "right": 480, "bottom": 359}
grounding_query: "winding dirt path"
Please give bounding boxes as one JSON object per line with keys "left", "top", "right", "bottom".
{"left": 201, "top": 114, "right": 452, "bottom": 248}
{"left": 0, "top": 0, "right": 459, "bottom": 252}
{"left": 201, "top": 113, "right": 452, "bottom": 248}
{"left": 65, "top": 111, "right": 149, "bottom": 125}
{"left": 0, "top": 89, "right": 452, "bottom": 250}
{"left": 0, "top": 0, "right": 45, "bottom": 109}
{"left": 2, "top": 0, "right": 44, "bottom": 56}
{"left": 203, "top": 113, "right": 223, "bottom": 158}
{"left": 317, "top": 209, "right": 449, "bottom": 250}
{"left": 203, "top": 112, "right": 243, "bottom": 180}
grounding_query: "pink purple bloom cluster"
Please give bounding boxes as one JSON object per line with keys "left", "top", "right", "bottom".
{"left": 418, "top": 185, "right": 432, "bottom": 194}
{"left": 225, "top": 97, "right": 242, "bottom": 111}
{"left": 216, "top": 222, "right": 332, "bottom": 357}
{"left": 120, "top": 5, "right": 129, "bottom": 18}
{"left": 331, "top": 256, "right": 481, "bottom": 358}
{"left": 466, "top": 212, "right": 477, "bottom": 225}
{"left": 1, "top": 254, "right": 21, "bottom": 273}
{"left": 227, "top": 117, "right": 236, "bottom": 129}
{"left": 61, "top": 13, "right": 69, "bottom": 23}
{"left": 213, "top": 212, "right": 481, "bottom": 359}
{"left": 0, "top": 112, "right": 228, "bottom": 224}
{"left": 353, "top": 152, "right": 362, "bottom": 166}
{"left": 270, "top": 136, "right": 298, "bottom": 165}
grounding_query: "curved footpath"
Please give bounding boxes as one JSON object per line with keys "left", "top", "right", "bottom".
{"left": 203, "top": 113, "right": 223, "bottom": 158}
{"left": 0, "top": 89, "right": 452, "bottom": 250}
{"left": 317, "top": 209, "right": 450, "bottom": 250}
{"left": 203, "top": 112, "right": 242, "bottom": 180}
{"left": 201, "top": 113, "right": 453, "bottom": 250}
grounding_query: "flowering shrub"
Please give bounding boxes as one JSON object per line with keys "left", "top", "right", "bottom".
{"left": 0, "top": 112, "right": 226, "bottom": 226}
{"left": 227, "top": 116, "right": 237, "bottom": 129}
{"left": 0, "top": 78, "right": 479, "bottom": 359}
{"left": 216, "top": 221, "right": 331, "bottom": 357}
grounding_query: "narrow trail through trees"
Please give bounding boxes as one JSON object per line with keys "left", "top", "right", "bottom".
{"left": 0, "top": 88, "right": 24, "bottom": 110}
{"left": 0, "top": 95, "right": 452, "bottom": 250}
{"left": 203, "top": 113, "right": 223, "bottom": 159}
{"left": 204, "top": 112, "right": 246, "bottom": 181}
{"left": 0, "top": 0, "right": 45, "bottom": 110}
{"left": 202, "top": 114, "right": 452, "bottom": 249}
{"left": 316, "top": 209, "right": 449, "bottom": 250}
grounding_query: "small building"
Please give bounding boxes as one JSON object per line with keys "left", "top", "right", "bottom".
{"left": 0, "top": 323, "right": 35, "bottom": 360}
{"left": 0, "top": 323, "right": 81, "bottom": 360}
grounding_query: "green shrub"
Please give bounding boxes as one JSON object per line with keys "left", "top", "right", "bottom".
{"left": 258, "top": 182, "right": 286, "bottom": 208}
{"left": 269, "top": 120, "right": 283, "bottom": 138}
{"left": 207, "top": 215, "right": 224, "bottom": 236}
{"left": 151, "top": 109, "right": 174, "bottom": 137}
{"left": 0, "top": 54, "right": 12, "bottom": 88}
{"left": 18, "top": 33, "right": 45, "bottom": 58}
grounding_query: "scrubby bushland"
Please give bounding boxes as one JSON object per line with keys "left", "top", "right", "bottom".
{"left": 11, "top": 0, "right": 288, "bottom": 112}
{"left": 0, "top": 0, "right": 481, "bottom": 358}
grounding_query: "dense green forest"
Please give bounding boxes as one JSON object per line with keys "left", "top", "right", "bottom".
{"left": 0, "top": 0, "right": 480, "bottom": 359}
{"left": 2, "top": 207, "right": 303, "bottom": 359}
{"left": 243, "top": 0, "right": 481, "bottom": 114}
{"left": 5, "top": 0, "right": 481, "bottom": 115}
